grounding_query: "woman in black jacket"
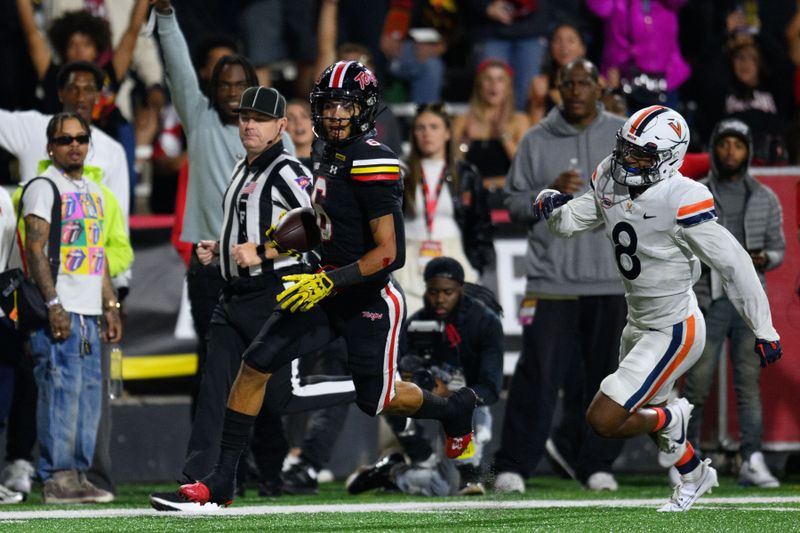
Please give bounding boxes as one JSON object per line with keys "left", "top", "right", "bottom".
{"left": 395, "top": 103, "right": 495, "bottom": 314}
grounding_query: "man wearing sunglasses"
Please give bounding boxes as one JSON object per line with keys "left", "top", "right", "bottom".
{"left": 20, "top": 112, "right": 122, "bottom": 504}
{"left": 0, "top": 60, "right": 133, "bottom": 501}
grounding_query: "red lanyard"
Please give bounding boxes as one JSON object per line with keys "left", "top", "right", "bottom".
{"left": 420, "top": 165, "right": 446, "bottom": 237}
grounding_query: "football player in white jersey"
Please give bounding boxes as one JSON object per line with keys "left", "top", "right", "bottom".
{"left": 531, "top": 106, "right": 783, "bottom": 512}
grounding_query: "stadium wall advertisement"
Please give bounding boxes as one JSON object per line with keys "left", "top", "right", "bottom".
{"left": 120, "top": 171, "right": 800, "bottom": 449}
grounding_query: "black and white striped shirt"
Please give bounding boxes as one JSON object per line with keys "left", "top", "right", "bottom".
{"left": 219, "top": 141, "right": 312, "bottom": 280}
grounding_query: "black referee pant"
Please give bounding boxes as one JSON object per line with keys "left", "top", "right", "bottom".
{"left": 493, "top": 296, "right": 627, "bottom": 482}
{"left": 182, "top": 266, "right": 355, "bottom": 481}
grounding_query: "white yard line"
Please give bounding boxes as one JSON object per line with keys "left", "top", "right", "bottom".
{"left": 1, "top": 496, "right": 799, "bottom": 520}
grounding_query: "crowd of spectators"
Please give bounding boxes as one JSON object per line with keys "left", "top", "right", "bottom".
{"left": 0, "top": 0, "right": 796, "bottom": 505}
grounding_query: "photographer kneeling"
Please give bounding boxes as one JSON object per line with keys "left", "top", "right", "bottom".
{"left": 347, "top": 257, "right": 503, "bottom": 496}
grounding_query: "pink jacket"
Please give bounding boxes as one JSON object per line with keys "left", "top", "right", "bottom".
{"left": 587, "top": 0, "right": 690, "bottom": 90}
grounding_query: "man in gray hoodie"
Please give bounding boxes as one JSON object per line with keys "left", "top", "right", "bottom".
{"left": 493, "top": 59, "right": 627, "bottom": 493}
{"left": 683, "top": 118, "right": 785, "bottom": 488}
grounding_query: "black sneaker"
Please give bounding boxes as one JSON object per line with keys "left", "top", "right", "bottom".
{"left": 258, "top": 478, "right": 283, "bottom": 497}
{"left": 280, "top": 459, "right": 319, "bottom": 495}
{"left": 345, "top": 453, "right": 405, "bottom": 495}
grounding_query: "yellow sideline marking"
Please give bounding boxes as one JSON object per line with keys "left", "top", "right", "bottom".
{"left": 122, "top": 354, "right": 197, "bottom": 380}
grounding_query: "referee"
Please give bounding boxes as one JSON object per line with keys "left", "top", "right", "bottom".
{"left": 179, "top": 86, "right": 324, "bottom": 483}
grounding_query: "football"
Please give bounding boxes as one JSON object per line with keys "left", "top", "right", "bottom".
{"left": 272, "top": 207, "right": 321, "bottom": 252}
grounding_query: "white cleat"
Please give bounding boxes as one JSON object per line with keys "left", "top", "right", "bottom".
{"left": 657, "top": 398, "right": 694, "bottom": 468}
{"left": 493, "top": 472, "right": 525, "bottom": 494}
{"left": 739, "top": 451, "right": 780, "bottom": 488}
{"left": 657, "top": 458, "right": 718, "bottom": 512}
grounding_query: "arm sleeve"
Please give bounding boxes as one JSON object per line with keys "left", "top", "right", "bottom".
{"left": 101, "top": 142, "right": 131, "bottom": 223}
{"left": 0, "top": 110, "right": 40, "bottom": 157}
{"left": 129, "top": 35, "right": 165, "bottom": 88}
{"left": 351, "top": 144, "right": 405, "bottom": 277}
{"left": 100, "top": 185, "right": 134, "bottom": 278}
{"left": 471, "top": 310, "right": 504, "bottom": 406}
{"left": 546, "top": 190, "right": 603, "bottom": 238}
{"left": 155, "top": 11, "right": 205, "bottom": 130}
{"left": 502, "top": 134, "right": 540, "bottom": 223}
{"left": 682, "top": 220, "right": 779, "bottom": 341}
{"left": 762, "top": 189, "right": 785, "bottom": 271}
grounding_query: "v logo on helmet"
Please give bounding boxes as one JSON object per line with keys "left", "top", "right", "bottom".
{"left": 668, "top": 121, "right": 683, "bottom": 137}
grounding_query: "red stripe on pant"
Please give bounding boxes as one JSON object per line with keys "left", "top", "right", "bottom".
{"left": 382, "top": 283, "right": 402, "bottom": 410}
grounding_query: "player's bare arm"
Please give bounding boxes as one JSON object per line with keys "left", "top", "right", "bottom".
{"left": 359, "top": 213, "right": 397, "bottom": 276}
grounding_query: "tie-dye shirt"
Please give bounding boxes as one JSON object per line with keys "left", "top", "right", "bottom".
{"left": 21, "top": 165, "right": 105, "bottom": 315}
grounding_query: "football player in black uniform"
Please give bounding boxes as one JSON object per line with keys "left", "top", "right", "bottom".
{"left": 167, "top": 61, "right": 478, "bottom": 509}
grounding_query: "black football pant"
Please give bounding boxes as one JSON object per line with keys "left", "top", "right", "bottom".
{"left": 493, "top": 296, "right": 627, "bottom": 482}
{"left": 186, "top": 256, "right": 227, "bottom": 417}
{"left": 182, "top": 269, "right": 355, "bottom": 481}
{"left": 243, "top": 279, "right": 406, "bottom": 417}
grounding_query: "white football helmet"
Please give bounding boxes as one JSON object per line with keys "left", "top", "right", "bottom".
{"left": 611, "top": 106, "right": 689, "bottom": 187}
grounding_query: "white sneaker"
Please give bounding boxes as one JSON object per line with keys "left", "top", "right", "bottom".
{"left": 739, "top": 451, "right": 780, "bottom": 488}
{"left": 493, "top": 472, "right": 525, "bottom": 494}
{"left": 657, "top": 398, "right": 693, "bottom": 468}
{"left": 0, "top": 459, "right": 34, "bottom": 495}
{"left": 585, "top": 472, "right": 618, "bottom": 491}
{"left": 0, "top": 484, "right": 23, "bottom": 504}
{"left": 657, "top": 458, "right": 718, "bottom": 512}
{"left": 317, "top": 469, "right": 334, "bottom": 484}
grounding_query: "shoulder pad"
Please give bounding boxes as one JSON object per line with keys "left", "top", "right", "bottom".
{"left": 675, "top": 177, "right": 716, "bottom": 228}
{"left": 349, "top": 139, "right": 401, "bottom": 183}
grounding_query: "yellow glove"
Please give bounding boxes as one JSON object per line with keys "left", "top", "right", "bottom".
{"left": 264, "top": 212, "right": 300, "bottom": 258}
{"left": 277, "top": 273, "right": 334, "bottom": 312}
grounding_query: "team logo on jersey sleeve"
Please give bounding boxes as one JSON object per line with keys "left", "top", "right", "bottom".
{"left": 294, "top": 176, "right": 311, "bottom": 190}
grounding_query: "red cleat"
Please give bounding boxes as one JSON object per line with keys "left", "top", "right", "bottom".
{"left": 445, "top": 431, "right": 475, "bottom": 459}
{"left": 179, "top": 481, "right": 231, "bottom": 507}
{"left": 150, "top": 482, "right": 231, "bottom": 512}
{"left": 178, "top": 481, "right": 212, "bottom": 503}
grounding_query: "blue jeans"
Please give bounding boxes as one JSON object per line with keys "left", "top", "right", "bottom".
{"left": 683, "top": 298, "right": 762, "bottom": 457}
{"left": 477, "top": 37, "right": 546, "bottom": 111}
{"left": 30, "top": 313, "right": 102, "bottom": 481}
{"left": 389, "top": 40, "right": 445, "bottom": 104}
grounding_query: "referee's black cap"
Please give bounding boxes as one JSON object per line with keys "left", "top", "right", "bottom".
{"left": 234, "top": 86, "right": 286, "bottom": 118}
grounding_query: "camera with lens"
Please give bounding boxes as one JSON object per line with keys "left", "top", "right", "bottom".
{"left": 399, "top": 320, "right": 464, "bottom": 392}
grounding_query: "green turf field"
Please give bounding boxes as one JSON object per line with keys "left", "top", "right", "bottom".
{"left": 1, "top": 475, "right": 798, "bottom": 532}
